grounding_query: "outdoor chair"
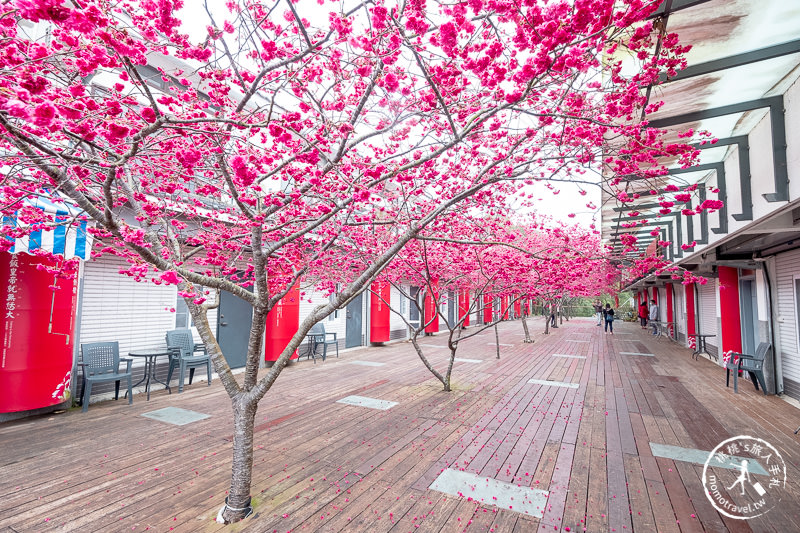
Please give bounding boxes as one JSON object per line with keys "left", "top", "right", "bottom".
{"left": 165, "top": 329, "right": 212, "bottom": 393}
{"left": 78, "top": 341, "right": 133, "bottom": 412}
{"left": 726, "top": 342, "right": 770, "bottom": 395}
{"left": 307, "top": 322, "right": 338, "bottom": 362}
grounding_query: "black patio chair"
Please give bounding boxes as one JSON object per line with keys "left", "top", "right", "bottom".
{"left": 726, "top": 342, "right": 770, "bottom": 395}
{"left": 165, "top": 329, "right": 212, "bottom": 392}
{"left": 78, "top": 341, "right": 133, "bottom": 412}
{"left": 308, "top": 322, "right": 338, "bottom": 362}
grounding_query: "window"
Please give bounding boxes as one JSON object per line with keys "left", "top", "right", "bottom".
{"left": 328, "top": 284, "right": 341, "bottom": 321}
{"left": 175, "top": 285, "right": 203, "bottom": 328}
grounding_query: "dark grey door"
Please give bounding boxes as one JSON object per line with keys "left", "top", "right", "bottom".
{"left": 217, "top": 291, "right": 252, "bottom": 368}
{"left": 345, "top": 292, "right": 363, "bottom": 348}
{"left": 447, "top": 290, "right": 455, "bottom": 327}
{"left": 409, "top": 286, "right": 420, "bottom": 329}
{"left": 740, "top": 279, "right": 758, "bottom": 355}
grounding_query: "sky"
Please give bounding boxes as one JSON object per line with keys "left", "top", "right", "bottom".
{"left": 174, "top": 0, "right": 602, "bottom": 231}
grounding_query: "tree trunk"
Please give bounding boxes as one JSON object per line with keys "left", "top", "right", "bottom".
{"left": 410, "top": 336, "right": 449, "bottom": 391}
{"left": 545, "top": 303, "right": 552, "bottom": 334}
{"left": 219, "top": 396, "right": 258, "bottom": 523}
{"left": 522, "top": 316, "right": 533, "bottom": 343}
{"left": 494, "top": 323, "right": 500, "bottom": 359}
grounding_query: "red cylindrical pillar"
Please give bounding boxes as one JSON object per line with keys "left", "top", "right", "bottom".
{"left": 514, "top": 298, "right": 521, "bottom": 318}
{"left": 651, "top": 286, "right": 658, "bottom": 305}
{"left": 685, "top": 283, "right": 696, "bottom": 349}
{"left": 0, "top": 253, "right": 79, "bottom": 413}
{"left": 424, "top": 280, "right": 439, "bottom": 333}
{"left": 483, "top": 294, "right": 493, "bottom": 324}
{"left": 458, "top": 289, "right": 470, "bottom": 327}
{"left": 719, "top": 266, "right": 742, "bottom": 357}
{"left": 502, "top": 296, "right": 509, "bottom": 320}
{"left": 265, "top": 283, "right": 300, "bottom": 363}
{"left": 370, "top": 281, "right": 390, "bottom": 343}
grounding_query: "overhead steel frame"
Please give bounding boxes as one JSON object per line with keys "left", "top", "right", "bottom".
{"left": 648, "top": 96, "right": 787, "bottom": 203}
{"left": 648, "top": 0, "right": 714, "bottom": 19}
{"left": 606, "top": 4, "right": 797, "bottom": 259}
{"left": 659, "top": 39, "right": 800, "bottom": 83}
{"left": 691, "top": 136, "right": 752, "bottom": 221}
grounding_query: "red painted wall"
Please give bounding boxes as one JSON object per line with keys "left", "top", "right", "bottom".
{"left": 483, "top": 294, "right": 493, "bottom": 324}
{"left": 370, "top": 281, "right": 391, "bottom": 343}
{"left": 265, "top": 283, "right": 299, "bottom": 362}
{"left": 424, "top": 280, "right": 439, "bottom": 333}
{"left": 0, "top": 253, "right": 78, "bottom": 413}
{"left": 666, "top": 284, "right": 673, "bottom": 321}
{"left": 458, "top": 289, "right": 470, "bottom": 327}
{"left": 685, "top": 283, "right": 696, "bottom": 348}
{"left": 718, "top": 266, "right": 743, "bottom": 356}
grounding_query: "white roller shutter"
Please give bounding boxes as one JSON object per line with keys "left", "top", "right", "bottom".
{"left": 775, "top": 248, "right": 800, "bottom": 399}
{"left": 80, "top": 255, "right": 186, "bottom": 365}
{"left": 698, "top": 280, "right": 717, "bottom": 348}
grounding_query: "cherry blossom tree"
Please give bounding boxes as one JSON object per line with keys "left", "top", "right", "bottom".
{"left": 377, "top": 214, "right": 614, "bottom": 387}
{"left": 377, "top": 222, "right": 525, "bottom": 391}
{"left": 0, "top": 0, "right": 699, "bottom": 522}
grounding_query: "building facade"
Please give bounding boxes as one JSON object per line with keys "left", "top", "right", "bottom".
{"left": 603, "top": 0, "right": 800, "bottom": 397}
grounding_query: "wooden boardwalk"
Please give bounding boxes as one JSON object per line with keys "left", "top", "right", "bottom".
{"left": 2, "top": 318, "right": 800, "bottom": 532}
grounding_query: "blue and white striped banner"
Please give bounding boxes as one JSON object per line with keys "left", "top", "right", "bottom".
{"left": 1, "top": 195, "right": 93, "bottom": 261}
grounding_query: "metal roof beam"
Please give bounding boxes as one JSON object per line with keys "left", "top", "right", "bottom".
{"left": 648, "top": 0, "right": 714, "bottom": 19}
{"left": 648, "top": 96, "right": 787, "bottom": 202}
{"left": 660, "top": 39, "right": 800, "bottom": 83}
{"left": 691, "top": 136, "right": 752, "bottom": 220}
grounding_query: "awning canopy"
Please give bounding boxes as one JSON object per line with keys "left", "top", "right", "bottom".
{"left": 1, "top": 194, "right": 94, "bottom": 261}
{"left": 602, "top": 0, "right": 800, "bottom": 259}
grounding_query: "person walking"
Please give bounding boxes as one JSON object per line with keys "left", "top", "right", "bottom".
{"left": 649, "top": 299, "right": 659, "bottom": 335}
{"left": 638, "top": 301, "right": 648, "bottom": 329}
{"left": 604, "top": 303, "right": 615, "bottom": 334}
{"left": 594, "top": 299, "right": 603, "bottom": 326}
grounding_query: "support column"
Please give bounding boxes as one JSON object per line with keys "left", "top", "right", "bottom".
{"left": 458, "top": 289, "right": 470, "bottom": 327}
{"left": 483, "top": 294, "right": 493, "bottom": 324}
{"left": 685, "top": 283, "right": 696, "bottom": 349}
{"left": 424, "top": 280, "right": 439, "bottom": 334}
{"left": 666, "top": 283, "right": 674, "bottom": 337}
{"left": 369, "top": 281, "right": 390, "bottom": 343}
{"left": 265, "top": 282, "right": 300, "bottom": 364}
{"left": 718, "top": 266, "right": 743, "bottom": 360}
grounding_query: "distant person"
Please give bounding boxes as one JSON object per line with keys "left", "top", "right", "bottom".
{"left": 604, "top": 303, "right": 615, "bottom": 334}
{"left": 649, "top": 299, "right": 659, "bottom": 335}
{"left": 638, "top": 301, "right": 648, "bottom": 329}
{"left": 594, "top": 299, "right": 603, "bottom": 326}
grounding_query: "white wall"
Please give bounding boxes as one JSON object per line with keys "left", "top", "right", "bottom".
{"left": 774, "top": 248, "right": 800, "bottom": 396}
{"left": 79, "top": 254, "right": 218, "bottom": 365}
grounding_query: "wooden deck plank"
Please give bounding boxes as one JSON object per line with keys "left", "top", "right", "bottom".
{"left": 3, "top": 319, "right": 800, "bottom": 532}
